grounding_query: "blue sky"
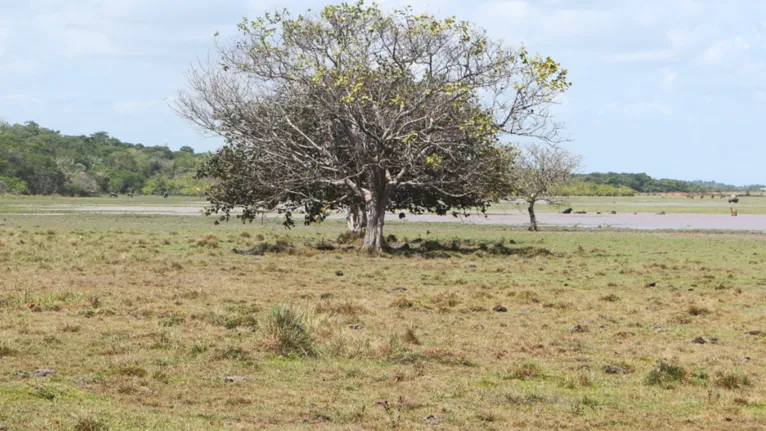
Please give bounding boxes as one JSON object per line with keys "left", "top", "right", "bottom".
{"left": 1, "top": 0, "right": 764, "bottom": 184}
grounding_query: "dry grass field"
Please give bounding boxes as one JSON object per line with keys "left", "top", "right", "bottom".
{"left": 1, "top": 207, "right": 766, "bottom": 430}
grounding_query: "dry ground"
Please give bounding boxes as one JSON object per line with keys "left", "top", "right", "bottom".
{"left": 1, "top": 212, "right": 766, "bottom": 430}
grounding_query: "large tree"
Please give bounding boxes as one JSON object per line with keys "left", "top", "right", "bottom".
{"left": 509, "top": 143, "right": 580, "bottom": 231}
{"left": 178, "top": 1, "right": 571, "bottom": 251}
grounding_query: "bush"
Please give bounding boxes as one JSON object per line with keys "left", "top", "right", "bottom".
{"left": 267, "top": 305, "right": 318, "bottom": 358}
{"left": 0, "top": 176, "right": 29, "bottom": 194}
{"left": 646, "top": 360, "right": 687, "bottom": 387}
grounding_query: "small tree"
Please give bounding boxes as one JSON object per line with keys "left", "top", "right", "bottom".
{"left": 509, "top": 144, "right": 580, "bottom": 231}
{"left": 178, "top": 1, "right": 570, "bottom": 251}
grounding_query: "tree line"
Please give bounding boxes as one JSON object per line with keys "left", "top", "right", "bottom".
{"left": 572, "top": 172, "right": 763, "bottom": 195}
{"left": 0, "top": 121, "right": 210, "bottom": 196}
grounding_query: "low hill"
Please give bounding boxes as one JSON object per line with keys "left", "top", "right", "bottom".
{"left": 0, "top": 121, "right": 209, "bottom": 196}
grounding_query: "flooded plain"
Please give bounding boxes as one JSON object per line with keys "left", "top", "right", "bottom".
{"left": 5, "top": 202, "right": 765, "bottom": 231}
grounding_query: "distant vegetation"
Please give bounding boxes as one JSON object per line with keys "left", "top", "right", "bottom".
{"left": 568, "top": 172, "right": 764, "bottom": 196}
{"left": 0, "top": 121, "right": 209, "bottom": 196}
{"left": 2, "top": 121, "right": 762, "bottom": 199}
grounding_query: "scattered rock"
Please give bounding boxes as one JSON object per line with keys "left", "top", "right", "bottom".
{"left": 390, "top": 287, "right": 407, "bottom": 293}
{"left": 569, "top": 324, "right": 588, "bottom": 333}
{"left": 221, "top": 376, "right": 247, "bottom": 383}
{"left": 492, "top": 305, "right": 508, "bottom": 312}
{"left": 422, "top": 375, "right": 438, "bottom": 382}
{"left": 572, "top": 357, "right": 591, "bottom": 363}
{"left": 426, "top": 415, "right": 439, "bottom": 425}
{"left": 34, "top": 369, "right": 55, "bottom": 377}
{"left": 16, "top": 371, "right": 30, "bottom": 378}
{"left": 710, "top": 337, "right": 719, "bottom": 344}
{"left": 657, "top": 211, "right": 666, "bottom": 215}
{"left": 692, "top": 337, "right": 707, "bottom": 344}
{"left": 747, "top": 330, "right": 763, "bottom": 336}
{"left": 652, "top": 323, "right": 664, "bottom": 333}
{"left": 467, "top": 264, "right": 477, "bottom": 268}
{"left": 472, "top": 324, "right": 485, "bottom": 330}
{"left": 604, "top": 366, "right": 630, "bottom": 374}
{"left": 335, "top": 270, "right": 344, "bottom": 276}
{"left": 348, "top": 323, "right": 364, "bottom": 330}
{"left": 645, "top": 281, "right": 657, "bottom": 287}
{"left": 574, "top": 211, "right": 587, "bottom": 214}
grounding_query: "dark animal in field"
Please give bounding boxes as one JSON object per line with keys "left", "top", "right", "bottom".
{"left": 562, "top": 208, "right": 573, "bottom": 214}
{"left": 232, "top": 248, "right": 264, "bottom": 256}
{"left": 711, "top": 195, "right": 715, "bottom": 199}
{"left": 728, "top": 197, "right": 739, "bottom": 203}
{"left": 596, "top": 212, "right": 602, "bottom": 215}
{"left": 109, "top": 193, "right": 118, "bottom": 198}
{"left": 398, "top": 212, "right": 406, "bottom": 219}
{"left": 656, "top": 211, "right": 665, "bottom": 215}
{"left": 730, "top": 207, "right": 738, "bottom": 217}
{"left": 574, "top": 210, "right": 587, "bottom": 214}
{"left": 610, "top": 211, "right": 617, "bottom": 215}
{"left": 163, "top": 192, "right": 169, "bottom": 199}
{"left": 127, "top": 193, "right": 133, "bottom": 198}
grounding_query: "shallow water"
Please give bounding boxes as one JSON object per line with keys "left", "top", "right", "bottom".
{"left": 3, "top": 204, "right": 764, "bottom": 231}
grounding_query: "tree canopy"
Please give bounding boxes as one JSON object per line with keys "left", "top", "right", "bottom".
{"left": 0, "top": 121, "right": 209, "bottom": 196}
{"left": 179, "top": 1, "right": 571, "bottom": 251}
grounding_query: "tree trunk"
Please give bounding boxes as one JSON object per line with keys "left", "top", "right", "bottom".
{"left": 346, "top": 203, "right": 366, "bottom": 234}
{"left": 362, "top": 196, "right": 387, "bottom": 252}
{"left": 360, "top": 170, "right": 390, "bottom": 252}
{"left": 528, "top": 202, "right": 538, "bottom": 231}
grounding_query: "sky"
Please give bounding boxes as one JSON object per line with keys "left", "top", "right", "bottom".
{"left": 1, "top": 0, "right": 764, "bottom": 185}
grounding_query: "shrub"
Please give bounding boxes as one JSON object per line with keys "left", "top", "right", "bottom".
{"left": 715, "top": 372, "right": 752, "bottom": 390}
{"left": 646, "top": 361, "right": 687, "bottom": 387}
{"left": 267, "top": 304, "right": 318, "bottom": 358}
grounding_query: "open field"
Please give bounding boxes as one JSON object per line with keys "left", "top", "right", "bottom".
{"left": 2, "top": 203, "right": 766, "bottom": 430}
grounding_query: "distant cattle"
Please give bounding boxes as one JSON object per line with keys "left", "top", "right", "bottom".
{"left": 656, "top": 211, "right": 665, "bottom": 215}
{"left": 574, "top": 210, "right": 587, "bottom": 214}
{"left": 127, "top": 193, "right": 133, "bottom": 198}
{"left": 163, "top": 192, "right": 169, "bottom": 199}
{"left": 562, "top": 208, "right": 573, "bottom": 214}
{"left": 109, "top": 193, "right": 118, "bottom": 198}
{"left": 728, "top": 195, "right": 739, "bottom": 203}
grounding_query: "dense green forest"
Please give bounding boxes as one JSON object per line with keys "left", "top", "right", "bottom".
{"left": 0, "top": 121, "right": 209, "bottom": 196}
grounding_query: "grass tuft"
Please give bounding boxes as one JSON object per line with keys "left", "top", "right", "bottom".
{"left": 267, "top": 304, "right": 318, "bottom": 358}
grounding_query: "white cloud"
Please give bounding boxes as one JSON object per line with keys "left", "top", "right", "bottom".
{"left": 701, "top": 37, "right": 749, "bottom": 66}
{"left": 56, "top": 29, "right": 119, "bottom": 57}
{"left": 1, "top": 94, "right": 42, "bottom": 104}
{"left": 0, "top": 56, "right": 37, "bottom": 75}
{"left": 606, "top": 29, "right": 692, "bottom": 63}
{"left": 112, "top": 100, "right": 158, "bottom": 115}
{"left": 661, "top": 68, "right": 677, "bottom": 90}
{"left": 605, "top": 101, "right": 672, "bottom": 118}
